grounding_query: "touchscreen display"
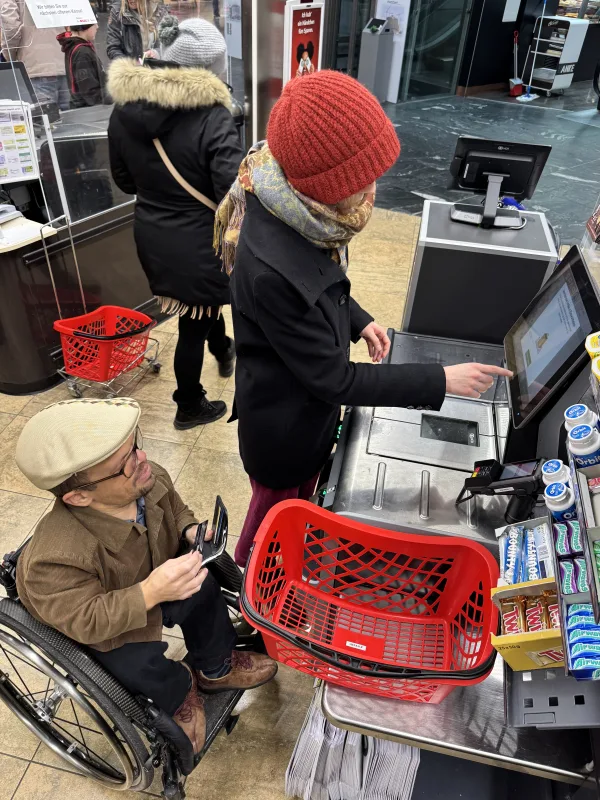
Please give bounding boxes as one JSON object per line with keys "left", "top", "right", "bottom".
{"left": 505, "top": 248, "right": 600, "bottom": 428}
{"left": 499, "top": 461, "right": 539, "bottom": 480}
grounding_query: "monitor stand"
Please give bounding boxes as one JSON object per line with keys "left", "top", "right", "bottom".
{"left": 450, "top": 174, "right": 523, "bottom": 229}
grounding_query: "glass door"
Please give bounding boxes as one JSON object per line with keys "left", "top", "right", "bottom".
{"left": 331, "top": 0, "right": 373, "bottom": 76}
{"left": 399, "top": 0, "right": 472, "bottom": 99}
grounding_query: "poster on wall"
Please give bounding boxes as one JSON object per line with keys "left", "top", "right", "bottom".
{"left": 24, "top": 0, "right": 95, "bottom": 30}
{"left": 283, "top": 0, "right": 324, "bottom": 85}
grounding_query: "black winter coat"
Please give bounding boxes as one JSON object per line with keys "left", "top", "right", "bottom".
{"left": 230, "top": 194, "right": 448, "bottom": 489}
{"left": 106, "top": 1, "right": 164, "bottom": 61}
{"left": 57, "top": 33, "right": 110, "bottom": 109}
{"left": 107, "top": 59, "right": 243, "bottom": 309}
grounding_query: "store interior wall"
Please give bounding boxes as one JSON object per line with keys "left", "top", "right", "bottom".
{"left": 457, "top": 0, "right": 559, "bottom": 92}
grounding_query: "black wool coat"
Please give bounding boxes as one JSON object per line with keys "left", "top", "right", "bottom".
{"left": 230, "top": 193, "right": 448, "bottom": 489}
{"left": 107, "top": 59, "right": 243, "bottom": 309}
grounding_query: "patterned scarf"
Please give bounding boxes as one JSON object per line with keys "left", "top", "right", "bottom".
{"left": 214, "top": 141, "right": 374, "bottom": 275}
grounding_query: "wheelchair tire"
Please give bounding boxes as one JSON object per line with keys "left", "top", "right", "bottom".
{"left": 0, "top": 599, "right": 153, "bottom": 792}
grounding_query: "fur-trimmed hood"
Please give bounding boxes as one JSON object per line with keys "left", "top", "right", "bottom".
{"left": 107, "top": 58, "right": 232, "bottom": 141}
{"left": 108, "top": 58, "right": 232, "bottom": 110}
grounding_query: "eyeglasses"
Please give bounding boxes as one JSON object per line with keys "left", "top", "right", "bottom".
{"left": 72, "top": 428, "right": 144, "bottom": 491}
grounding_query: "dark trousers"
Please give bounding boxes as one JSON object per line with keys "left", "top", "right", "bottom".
{"left": 94, "top": 573, "right": 237, "bottom": 715}
{"left": 173, "top": 308, "right": 229, "bottom": 404}
{"left": 235, "top": 474, "right": 319, "bottom": 567}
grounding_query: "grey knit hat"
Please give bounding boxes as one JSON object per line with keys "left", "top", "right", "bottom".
{"left": 158, "top": 16, "right": 227, "bottom": 80}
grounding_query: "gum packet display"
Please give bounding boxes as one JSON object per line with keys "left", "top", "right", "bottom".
{"left": 572, "top": 657, "right": 600, "bottom": 671}
{"left": 567, "top": 614, "right": 599, "bottom": 630}
{"left": 499, "top": 526, "right": 524, "bottom": 585}
{"left": 568, "top": 627, "right": 600, "bottom": 644}
{"left": 559, "top": 560, "right": 578, "bottom": 594}
{"left": 567, "top": 521, "right": 584, "bottom": 555}
{"left": 553, "top": 523, "right": 572, "bottom": 557}
{"left": 574, "top": 557, "right": 590, "bottom": 593}
{"left": 568, "top": 603, "right": 594, "bottom": 617}
{"left": 571, "top": 642, "right": 600, "bottom": 658}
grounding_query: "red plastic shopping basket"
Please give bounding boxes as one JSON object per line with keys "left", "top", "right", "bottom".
{"left": 242, "top": 501, "right": 500, "bottom": 703}
{"left": 54, "top": 306, "right": 155, "bottom": 383}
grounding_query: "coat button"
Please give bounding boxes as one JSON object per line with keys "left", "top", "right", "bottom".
{"left": 339, "top": 294, "right": 347, "bottom": 305}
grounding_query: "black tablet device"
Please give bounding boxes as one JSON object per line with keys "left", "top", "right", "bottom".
{"left": 505, "top": 246, "right": 600, "bottom": 429}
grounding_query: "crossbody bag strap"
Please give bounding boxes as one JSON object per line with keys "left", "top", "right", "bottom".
{"left": 152, "top": 139, "right": 218, "bottom": 211}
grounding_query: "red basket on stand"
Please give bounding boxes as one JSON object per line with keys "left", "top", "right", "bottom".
{"left": 54, "top": 306, "right": 156, "bottom": 383}
{"left": 242, "top": 501, "right": 500, "bottom": 704}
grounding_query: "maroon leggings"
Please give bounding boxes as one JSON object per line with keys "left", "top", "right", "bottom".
{"left": 234, "top": 474, "right": 319, "bottom": 567}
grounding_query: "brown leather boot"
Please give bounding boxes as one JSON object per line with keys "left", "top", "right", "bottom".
{"left": 173, "top": 666, "right": 206, "bottom": 754}
{"left": 195, "top": 651, "right": 278, "bottom": 694}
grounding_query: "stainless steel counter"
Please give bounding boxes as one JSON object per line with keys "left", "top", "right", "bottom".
{"left": 325, "top": 332, "right": 513, "bottom": 553}
{"left": 321, "top": 661, "right": 593, "bottom": 785}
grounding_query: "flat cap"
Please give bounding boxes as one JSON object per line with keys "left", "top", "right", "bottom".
{"left": 16, "top": 397, "right": 141, "bottom": 490}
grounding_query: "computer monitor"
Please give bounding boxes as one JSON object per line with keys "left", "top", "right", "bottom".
{"left": 0, "top": 62, "right": 38, "bottom": 106}
{"left": 505, "top": 246, "right": 600, "bottom": 430}
{"left": 449, "top": 136, "right": 551, "bottom": 229}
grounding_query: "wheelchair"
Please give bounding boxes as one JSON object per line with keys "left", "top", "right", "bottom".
{"left": 0, "top": 541, "right": 255, "bottom": 799}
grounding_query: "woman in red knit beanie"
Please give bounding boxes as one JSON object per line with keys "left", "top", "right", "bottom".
{"left": 215, "top": 71, "right": 512, "bottom": 566}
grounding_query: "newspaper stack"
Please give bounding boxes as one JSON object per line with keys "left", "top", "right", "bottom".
{"left": 286, "top": 694, "right": 420, "bottom": 800}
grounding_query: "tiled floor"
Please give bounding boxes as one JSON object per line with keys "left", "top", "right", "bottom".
{"left": 0, "top": 206, "right": 419, "bottom": 800}
{"left": 378, "top": 93, "right": 600, "bottom": 245}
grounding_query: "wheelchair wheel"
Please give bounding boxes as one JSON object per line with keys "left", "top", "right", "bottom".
{"left": 0, "top": 600, "right": 153, "bottom": 792}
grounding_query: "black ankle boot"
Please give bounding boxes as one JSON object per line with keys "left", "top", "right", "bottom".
{"left": 218, "top": 340, "right": 236, "bottom": 378}
{"left": 173, "top": 390, "right": 227, "bottom": 430}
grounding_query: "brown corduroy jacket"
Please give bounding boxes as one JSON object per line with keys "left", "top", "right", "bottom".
{"left": 16, "top": 462, "right": 196, "bottom": 652}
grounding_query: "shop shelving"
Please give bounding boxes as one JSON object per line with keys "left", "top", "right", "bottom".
{"left": 523, "top": 16, "right": 589, "bottom": 96}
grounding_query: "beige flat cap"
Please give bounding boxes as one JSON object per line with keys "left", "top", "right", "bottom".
{"left": 16, "top": 397, "right": 141, "bottom": 490}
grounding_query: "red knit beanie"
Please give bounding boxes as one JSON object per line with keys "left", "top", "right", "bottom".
{"left": 267, "top": 71, "right": 400, "bottom": 205}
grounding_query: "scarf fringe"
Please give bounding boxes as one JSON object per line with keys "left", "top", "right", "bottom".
{"left": 214, "top": 194, "right": 246, "bottom": 276}
{"left": 156, "top": 296, "right": 221, "bottom": 320}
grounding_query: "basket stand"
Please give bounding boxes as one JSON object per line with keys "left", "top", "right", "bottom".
{"left": 57, "top": 337, "right": 162, "bottom": 399}
{"left": 39, "top": 214, "right": 162, "bottom": 399}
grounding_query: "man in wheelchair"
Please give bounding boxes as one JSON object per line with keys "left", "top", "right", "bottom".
{"left": 13, "top": 397, "right": 277, "bottom": 756}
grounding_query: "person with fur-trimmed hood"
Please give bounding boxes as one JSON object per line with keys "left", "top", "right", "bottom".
{"left": 107, "top": 16, "right": 243, "bottom": 430}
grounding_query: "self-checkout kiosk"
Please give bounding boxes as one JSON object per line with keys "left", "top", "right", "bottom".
{"left": 325, "top": 245, "right": 600, "bottom": 555}
{"left": 402, "top": 137, "right": 558, "bottom": 346}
